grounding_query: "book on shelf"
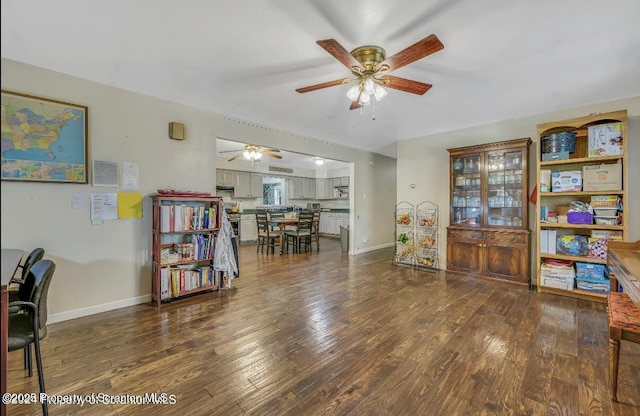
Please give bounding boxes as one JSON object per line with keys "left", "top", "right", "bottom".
{"left": 547, "top": 229, "right": 557, "bottom": 254}
{"left": 161, "top": 206, "right": 170, "bottom": 232}
{"left": 161, "top": 267, "right": 169, "bottom": 299}
{"left": 540, "top": 230, "right": 548, "bottom": 253}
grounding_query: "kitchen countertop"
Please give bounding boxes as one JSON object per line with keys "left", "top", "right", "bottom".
{"left": 229, "top": 207, "right": 349, "bottom": 215}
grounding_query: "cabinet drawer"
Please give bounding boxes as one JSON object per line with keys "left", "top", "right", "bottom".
{"left": 484, "top": 232, "right": 526, "bottom": 244}
{"left": 448, "top": 229, "right": 483, "bottom": 240}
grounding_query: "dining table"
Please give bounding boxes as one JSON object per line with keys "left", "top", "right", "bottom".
{"left": 269, "top": 218, "right": 298, "bottom": 254}
{"left": 1, "top": 248, "right": 24, "bottom": 416}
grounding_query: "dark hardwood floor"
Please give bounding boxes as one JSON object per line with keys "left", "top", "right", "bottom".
{"left": 7, "top": 237, "right": 640, "bottom": 415}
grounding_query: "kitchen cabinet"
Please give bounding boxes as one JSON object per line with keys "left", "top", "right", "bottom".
{"left": 318, "top": 212, "right": 349, "bottom": 235}
{"left": 332, "top": 176, "right": 349, "bottom": 187}
{"left": 216, "top": 169, "right": 235, "bottom": 187}
{"left": 289, "top": 177, "right": 316, "bottom": 199}
{"left": 446, "top": 138, "right": 531, "bottom": 285}
{"left": 326, "top": 213, "right": 339, "bottom": 235}
{"left": 316, "top": 178, "right": 332, "bottom": 199}
{"left": 240, "top": 214, "right": 258, "bottom": 242}
{"left": 319, "top": 214, "right": 328, "bottom": 234}
{"left": 235, "top": 172, "right": 263, "bottom": 198}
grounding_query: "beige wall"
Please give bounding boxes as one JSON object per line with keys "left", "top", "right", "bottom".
{"left": 397, "top": 96, "right": 640, "bottom": 277}
{"left": 1, "top": 58, "right": 397, "bottom": 322}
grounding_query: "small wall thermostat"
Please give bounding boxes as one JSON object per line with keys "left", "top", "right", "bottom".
{"left": 169, "top": 122, "right": 186, "bottom": 140}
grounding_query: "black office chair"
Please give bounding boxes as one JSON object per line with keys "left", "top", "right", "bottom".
{"left": 8, "top": 259, "right": 56, "bottom": 416}
{"left": 9, "top": 248, "right": 45, "bottom": 314}
{"left": 10, "top": 248, "right": 45, "bottom": 285}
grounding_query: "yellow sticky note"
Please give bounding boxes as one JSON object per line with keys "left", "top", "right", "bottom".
{"left": 118, "top": 193, "right": 143, "bottom": 218}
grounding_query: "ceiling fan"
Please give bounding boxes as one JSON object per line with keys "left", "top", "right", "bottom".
{"left": 296, "top": 35, "right": 444, "bottom": 110}
{"left": 219, "top": 144, "right": 282, "bottom": 162}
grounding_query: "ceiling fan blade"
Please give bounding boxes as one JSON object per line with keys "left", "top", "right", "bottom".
{"left": 380, "top": 75, "right": 432, "bottom": 95}
{"left": 379, "top": 34, "right": 444, "bottom": 73}
{"left": 261, "top": 148, "right": 281, "bottom": 153}
{"left": 227, "top": 153, "right": 242, "bottom": 162}
{"left": 296, "top": 78, "right": 349, "bottom": 93}
{"left": 262, "top": 152, "right": 283, "bottom": 159}
{"left": 316, "top": 39, "right": 362, "bottom": 70}
{"left": 349, "top": 100, "right": 362, "bottom": 111}
{"left": 219, "top": 149, "right": 244, "bottom": 154}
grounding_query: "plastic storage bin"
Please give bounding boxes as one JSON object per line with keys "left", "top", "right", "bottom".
{"left": 575, "top": 262, "right": 608, "bottom": 280}
{"left": 542, "top": 132, "right": 577, "bottom": 154}
{"left": 567, "top": 212, "right": 593, "bottom": 224}
{"left": 594, "top": 215, "right": 621, "bottom": 225}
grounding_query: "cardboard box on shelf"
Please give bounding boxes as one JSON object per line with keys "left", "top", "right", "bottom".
{"left": 588, "top": 122, "right": 623, "bottom": 157}
{"left": 540, "top": 170, "right": 551, "bottom": 193}
{"left": 582, "top": 164, "right": 622, "bottom": 191}
{"left": 591, "top": 229, "right": 623, "bottom": 240}
{"left": 551, "top": 170, "right": 582, "bottom": 192}
{"left": 590, "top": 195, "right": 620, "bottom": 208}
{"left": 540, "top": 263, "right": 575, "bottom": 290}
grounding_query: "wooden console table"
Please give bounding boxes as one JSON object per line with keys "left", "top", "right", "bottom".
{"left": 608, "top": 241, "right": 640, "bottom": 305}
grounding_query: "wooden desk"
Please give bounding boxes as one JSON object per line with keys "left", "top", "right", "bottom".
{"left": 1, "top": 249, "right": 24, "bottom": 416}
{"left": 270, "top": 218, "right": 298, "bottom": 254}
{"left": 608, "top": 241, "right": 640, "bottom": 306}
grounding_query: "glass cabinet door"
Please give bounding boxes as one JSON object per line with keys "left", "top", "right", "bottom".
{"left": 486, "top": 150, "right": 523, "bottom": 227}
{"left": 451, "top": 154, "right": 482, "bottom": 226}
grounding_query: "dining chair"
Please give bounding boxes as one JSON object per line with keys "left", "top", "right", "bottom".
{"left": 8, "top": 258, "right": 56, "bottom": 416}
{"left": 256, "top": 212, "right": 281, "bottom": 255}
{"left": 607, "top": 290, "right": 640, "bottom": 401}
{"left": 311, "top": 210, "right": 321, "bottom": 252}
{"left": 269, "top": 211, "right": 284, "bottom": 232}
{"left": 285, "top": 211, "right": 314, "bottom": 253}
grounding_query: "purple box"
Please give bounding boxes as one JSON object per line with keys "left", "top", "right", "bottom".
{"left": 567, "top": 212, "right": 593, "bottom": 224}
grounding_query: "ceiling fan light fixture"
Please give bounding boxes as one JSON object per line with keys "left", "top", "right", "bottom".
{"left": 346, "top": 84, "right": 360, "bottom": 101}
{"left": 243, "top": 149, "right": 263, "bottom": 161}
{"left": 358, "top": 92, "right": 371, "bottom": 106}
{"left": 314, "top": 158, "right": 325, "bottom": 166}
{"left": 373, "top": 84, "right": 388, "bottom": 101}
{"left": 363, "top": 77, "right": 376, "bottom": 94}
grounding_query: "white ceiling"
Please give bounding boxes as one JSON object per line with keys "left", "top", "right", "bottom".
{"left": 2, "top": 0, "right": 640, "bottom": 160}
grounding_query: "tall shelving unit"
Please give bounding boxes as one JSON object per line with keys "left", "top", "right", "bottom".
{"left": 393, "top": 201, "right": 440, "bottom": 271}
{"left": 535, "top": 110, "right": 628, "bottom": 303}
{"left": 393, "top": 201, "right": 416, "bottom": 268}
{"left": 416, "top": 201, "right": 439, "bottom": 270}
{"left": 151, "top": 194, "right": 223, "bottom": 307}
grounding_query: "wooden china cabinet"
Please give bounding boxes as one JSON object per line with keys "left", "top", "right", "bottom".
{"left": 446, "top": 138, "right": 532, "bottom": 285}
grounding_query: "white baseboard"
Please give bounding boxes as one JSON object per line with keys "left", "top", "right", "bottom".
{"left": 49, "top": 294, "right": 151, "bottom": 324}
{"left": 353, "top": 242, "right": 394, "bottom": 254}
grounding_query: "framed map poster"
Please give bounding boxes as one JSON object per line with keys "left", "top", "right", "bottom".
{"left": 1, "top": 90, "right": 88, "bottom": 183}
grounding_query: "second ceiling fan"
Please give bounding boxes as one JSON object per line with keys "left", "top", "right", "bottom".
{"left": 219, "top": 144, "right": 282, "bottom": 162}
{"left": 296, "top": 35, "right": 444, "bottom": 109}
